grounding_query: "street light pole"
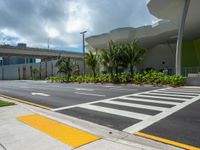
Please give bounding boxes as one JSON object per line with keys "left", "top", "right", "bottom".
{"left": 80, "top": 31, "right": 87, "bottom": 75}
{"left": 175, "top": 0, "right": 190, "bottom": 75}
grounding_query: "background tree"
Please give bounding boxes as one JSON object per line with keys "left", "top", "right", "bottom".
{"left": 123, "top": 40, "right": 146, "bottom": 75}
{"left": 85, "top": 50, "right": 99, "bottom": 78}
{"left": 56, "top": 57, "right": 72, "bottom": 80}
{"left": 100, "top": 41, "right": 123, "bottom": 75}
{"left": 32, "top": 68, "right": 40, "bottom": 79}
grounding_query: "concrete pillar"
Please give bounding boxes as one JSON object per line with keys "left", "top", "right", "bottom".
{"left": 175, "top": 0, "right": 191, "bottom": 75}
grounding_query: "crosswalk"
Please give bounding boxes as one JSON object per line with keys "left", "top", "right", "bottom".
{"left": 53, "top": 87, "right": 200, "bottom": 133}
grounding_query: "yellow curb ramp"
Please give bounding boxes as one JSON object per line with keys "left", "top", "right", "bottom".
{"left": 0, "top": 94, "right": 51, "bottom": 110}
{"left": 17, "top": 114, "right": 100, "bottom": 148}
{"left": 135, "top": 132, "right": 200, "bottom": 150}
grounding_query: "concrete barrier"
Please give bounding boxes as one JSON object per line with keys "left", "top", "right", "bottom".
{"left": 186, "top": 73, "right": 200, "bottom": 86}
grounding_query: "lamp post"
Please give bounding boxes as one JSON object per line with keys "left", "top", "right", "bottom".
{"left": 80, "top": 31, "right": 87, "bottom": 75}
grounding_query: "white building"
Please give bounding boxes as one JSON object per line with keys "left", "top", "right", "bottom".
{"left": 86, "top": 0, "right": 200, "bottom": 75}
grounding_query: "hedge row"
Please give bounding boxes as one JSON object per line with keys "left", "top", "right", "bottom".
{"left": 49, "top": 71, "right": 185, "bottom": 87}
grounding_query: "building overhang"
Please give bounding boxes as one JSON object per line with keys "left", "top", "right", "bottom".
{"left": 86, "top": 0, "right": 200, "bottom": 50}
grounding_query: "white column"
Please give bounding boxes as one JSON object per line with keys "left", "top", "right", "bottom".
{"left": 175, "top": 0, "right": 191, "bottom": 75}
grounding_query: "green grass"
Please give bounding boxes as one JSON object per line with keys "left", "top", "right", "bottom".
{"left": 0, "top": 100, "right": 15, "bottom": 107}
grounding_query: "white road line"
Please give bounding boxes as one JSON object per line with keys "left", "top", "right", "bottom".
{"left": 110, "top": 87, "right": 138, "bottom": 91}
{"left": 102, "top": 85, "right": 121, "bottom": 88}
{"left": 103, "top": 101, "right": 167, "bottom": 111}
{"left": 159, "top": 88, "right": 200, "bottom": 93}
{"left": 31, "top": 92, "right": 50, "bottom": 96}
{"left": 75, "top": 88, "right": 94, "bottom": 91}
{"left": 52, "top": 88, "right": 170, "bottom": 111}
{"left": 123, "top": 95, "right": 200, "bottom": 133}
{"left": 74, "top": 92, "right": 106, "bottom": 97}
{"left": 153, "top": 90, "right": 200, "bottom": 96}
{"left": 158, "top": 89, "right": 200, "bottom": 94}
{"left": 166, "top": 88, "right": 200, "bottom": 92}
{"left": 120, "top": 97, "right": 180, "bottom": 105}
{"left": 79, "top": 104, "right": 152, "bottom": 120}
{"left": 141, "top": 92, "right": 194, "bottom": 98}
{"left": 19, "top": 86, "right": 30, "bottom": 89}
{"left": 131, "top": 94, "right": 188, "bottom": 101}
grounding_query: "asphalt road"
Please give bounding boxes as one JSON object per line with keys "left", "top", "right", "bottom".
{"left": 141, "top": 99, "right": 200, "bottom": 148}
{"left": 0, "top": 80, "right": 200, "bottom": 149}
{"left": 0, "top": 80, "right": 158, "bottom": 109}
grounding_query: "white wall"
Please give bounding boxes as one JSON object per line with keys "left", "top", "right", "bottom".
{"left": 0, "top": 59, "right": 84, "bottom": 80}
{"left": 139, "top": 43, "right": 176, "bottom": 71}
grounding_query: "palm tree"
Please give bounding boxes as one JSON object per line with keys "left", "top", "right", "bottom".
{"left": 123, "top": 40, "right": 146, "bottom": 75}
{"left": 101, "top": 41, "right": 123, "bottom": 75}
{"left": 56, "top": 57, "right": 72, "bottom": 80}
{"left": 85, "top": 50, "right": 99, "bottom": 78}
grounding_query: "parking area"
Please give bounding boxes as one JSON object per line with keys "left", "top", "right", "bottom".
{"left": 0, "top": 80, "right": 200, "bottom": 149}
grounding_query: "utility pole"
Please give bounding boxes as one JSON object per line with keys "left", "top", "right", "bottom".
{"left": 48, "top": 38, "right": 50, "bottom": 49}
{"left": 175, "top": 0, "right": 190, "bottom": 75}
{"left": 80, "top": 31, "right": 87, "bottom": 75}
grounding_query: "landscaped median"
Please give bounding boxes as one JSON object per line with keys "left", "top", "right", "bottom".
{"left": 49, "top": 71, "right": 185, "bottom": 87}
{"left": 0, "top": 99, "right": 15, "bottom": 107}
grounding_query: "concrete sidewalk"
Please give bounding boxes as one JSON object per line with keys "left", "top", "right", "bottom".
{"left": 0, "top": 97, "right": 182, "bottom": 150}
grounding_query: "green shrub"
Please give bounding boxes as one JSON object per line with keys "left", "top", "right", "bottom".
{"left": 49, "top": 71, "right": 185, "bottom": 87}
{"left": 119, "top": 72, "right": 127, "bottom": 83}
{"left": 168, "top": 75, "right": 185, "bottom": 87}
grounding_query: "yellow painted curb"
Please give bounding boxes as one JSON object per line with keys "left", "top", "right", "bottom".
{"left": 0, "top": 94, "right": 51, "bottom": 110}
{"left": 135, "top": 132, "right": 200, "bottom": 150}
{"left": 17, "top": 114, "right": 100, "bottom": 148}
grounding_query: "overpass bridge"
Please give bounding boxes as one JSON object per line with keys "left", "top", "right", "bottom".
{"left": 0, "top": 45, "right": 83, "bottom": 60}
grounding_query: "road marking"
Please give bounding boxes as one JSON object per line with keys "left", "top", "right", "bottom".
{"left": 19, "top": 86, "right": 30, "bottom": 89}
{"left": 152, "top": 90, "right": 199, "bottom": 96}
{"left": 17, "top": 114, "right": 100, "bottom": 148}
{"left": 79, "top": 104, "right": 151, "bottom": 120}
{"left": 121, "top": 97, "right": 180, "bottom": 105}
{"left": 102, "top": 85, "right": 120, "bottom": 88}
{"left": 31, "top": 93, "right": 50, "bottom": 96}
{"left": 141, "top": 92, "right": 194, "bottom": 98}
{"left": 135, "top": 132, "right": 200, "bottom": 150}
{"left": 160, "top": 88, "right": 200, "bottom": 93}
{"left": 132, "top": 94, "right": 189, "bottom": 101}
{"left": 0, "top": 94, "right": 51, "bottom": 110}
{"left": 74, "top": 92, "right": 105, "bottom": 97}
{"left": 75, "top": 88, "right": 94, "bottom": 91}
{"left": 104, "top": 100, "right": 167, "bottom": 111}
{"left": 123, "top": 94, "right": 200, "bottom": 133}
{"left": 52, "top": 88, "right": 169, "bottom": 111}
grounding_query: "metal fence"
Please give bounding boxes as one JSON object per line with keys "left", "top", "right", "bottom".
{"left": 182, "top": 66, "right": 200, "bottom": 77}
{"left": 0, "top": 59, "right": 84, "bottom": 80}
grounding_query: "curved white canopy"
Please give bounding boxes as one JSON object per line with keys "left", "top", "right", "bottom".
{"left": 86, "top": 0, "right": 200, "bottom": 50}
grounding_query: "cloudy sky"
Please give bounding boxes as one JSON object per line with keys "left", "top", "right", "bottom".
{"left": 0, "top": 0, "right": 156, "bottom": 52}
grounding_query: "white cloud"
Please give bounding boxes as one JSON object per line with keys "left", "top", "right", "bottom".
{"left": 65, "top": 1, "right": 92, "bottom": 33}
{"left": 45, "top": 26, "right": 60, "bottom": 38}
{"left": 0, "top": 0, "right": 156, "bottom": 51}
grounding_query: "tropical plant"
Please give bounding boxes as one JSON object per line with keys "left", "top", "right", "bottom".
{"left": 100, "top": 41, "right": 124, "bottom": 78}
{"left": 85, "top": 50, "right": 99, "bottom": 78}
{"left": 32, "top": 68, "right": 40, "bottom": 79}
{"left": 123, "top": 40, "right": 146, "bottom": 76}
{"left": 56, "top": 57, "right": 72, "bottom": 80}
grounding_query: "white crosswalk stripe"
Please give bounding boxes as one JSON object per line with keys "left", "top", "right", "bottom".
{"left": 126, "top": 94, "right": 188, "bottom": 101}
{"left": 79, "top": 104, "right": 152, "bottom": 120}
{"left": 103, "top": 100, "right": 167, "bottom": 111}
{"left": 139, "top": 92, "right": 194, "bottom": 98}
{"left": 53, "top": 87, "right": 200, "bottom": 133}
{"left": 120, "top": 97, "right": 181, "bottom": 105}
{"left": 150, "top": 90, "right": 199, "bottom": 96}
